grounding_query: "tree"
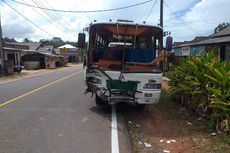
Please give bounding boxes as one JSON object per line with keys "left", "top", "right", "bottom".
{"left": 3, "top": 37, "right": 17, "bottom": 42}
{"left": 214, "top": 22, "right": 230, "bottom": 34}
{"left": 23, "top": 38, "right": 32, "bottom": 42}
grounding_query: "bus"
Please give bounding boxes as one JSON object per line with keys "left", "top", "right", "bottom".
{"left": 84, "top": 20, "right": 163, "bottom": 110}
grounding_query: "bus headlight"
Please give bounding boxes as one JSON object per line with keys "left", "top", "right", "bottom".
{"left": 143, "top": 83, "right": 161, "bottom": 89}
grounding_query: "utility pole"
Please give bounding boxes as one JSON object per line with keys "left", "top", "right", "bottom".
{"left": 160, "top": 0, "right": 163, "bottom": 50}
{"left": 0, "top": 10, "right": 4, "bottom": 73}
{"left": 160, "top": 0, "right": 163, "bottom": 28}
{"left": 159, "top": 0, "right": 164, "bottom": 72}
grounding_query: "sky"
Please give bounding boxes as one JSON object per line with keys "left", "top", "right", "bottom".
{"left": 1, "top": 0, "right": 230, "bottom": 43}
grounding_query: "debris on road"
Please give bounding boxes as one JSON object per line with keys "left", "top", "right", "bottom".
{"left": 135, "top": 124, "right": 140, "bottom": 128}
{"left": 163, "top": 149, "right": 170, "bottom": 153}
{"left": 138, "top": 140, "right": 143, "bottom": 145}
{"left": 143, "top": 142, "right": 152, "bottom": 148}
{"left": 160, "top": 139, "right": 176, "bottom": 144}
{"left": 128, "top": 121, "right": 132, "bottom": 124}
{"left": 138, "top": 140, "right": 152, "bottom": 148}
{"left": 186, "top": 121, "right": 193, "bottom": 125}
{"left": 170, "top": 139, "right": 176, "bottom": 143}
{"left": 210, "top": 132, "right": 216, "bottom": 136}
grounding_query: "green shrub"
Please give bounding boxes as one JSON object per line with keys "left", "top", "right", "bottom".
{"left": 205, "top": 61, "right": 230, "bottom": 132}
{"left": 169, "top": 51, "right": 230, "bottom": 133}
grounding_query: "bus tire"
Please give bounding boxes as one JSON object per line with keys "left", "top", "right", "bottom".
{"left": 95, "top": 94, "right": 106, "bottom": 105}
{"left": 135, "top": 104, "right": 146, "bottom": 111}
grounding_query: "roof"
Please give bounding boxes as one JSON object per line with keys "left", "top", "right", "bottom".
{"left": 58, "top": 44, "right": 78, "bottom": 49}
{"left": 90, "top": 21, "right": 163, "bottom": 30}
{"left": 173, "top": 36, "right": 209, "bottom": 48}
{"left": 196, "top": 36, "right": 230, "bottom": 45}
{"left": 37, "top": 52, "right": 56, "bottom": 57}
{"left": 4, "top": 42, "right": 41, "bottom": 50}
{"left": 173, "top": 28, "right": 230, "bottom": 48}
{"left": 3, "top": 47, "right": 22, "bottom": 52}
{"left": 37, "top": 45, "right": 54, "bottom": 52}
{"left": 174, "top": 36, "right": 230, "bottom": 48}
{"left": 23, "top": 51, "right": 57, "bottom": 57}
{"left": 173, "top": 42, "right": 185, "bottom": 47}
{"left": 90, "top": 22, "right": 163, "bottom": 37}
{"left": 192, "top": 36, "right": 209, "bottom": 42}
{"left": 212, "top": 26, "right": 230, "bottom": 38}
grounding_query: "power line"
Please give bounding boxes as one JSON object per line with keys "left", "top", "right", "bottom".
{"left": 10, "top": 0, "right": 153, "bottom": 13}
{"left": 144, "top": 0, "right": 158, "bottom": 22}
{"left": 1, "top": 3, "right": 42, "bottom": 39}
{"left": 41, "top": 0, "right": 74, "bottom": 31}
{"left": 1, "top": 9, "right": 34, "bottom": 34}
{"left": 3, "top": 0, "right": 54, "bottom": 38}
{"left": 33, "top": 0, "right": 77, "bottom": 40}
{"left": 32, "top": 0, "right": 70, "bottom": 32}
{"left": 134, "top": 0, "right": 151, "bottom": 22}
{"left": 21, "top": 0, "right": 60, "bottom": 30}
{"left": 163, "top": 1, "right": 200, "bottom": 35}
{"left": 30, "top": 0, "right": 73, "bottom": 37}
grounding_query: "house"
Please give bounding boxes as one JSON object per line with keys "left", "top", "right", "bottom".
{"left": 37, "top": 45, "right": 54, "bottom": 54}
{"left": 2, "top": 47, "right": 22, "bottom": 73}
{"left": 57, "top": 44, "right": 80, "bottom": 63}
{"left": 2, "top": 42, "right": 59, "bottom": 70}
{"left": 173, "top": 36, "right": 209, "bottom": 57}
{"left": 173, "top": 27, "right": 230, "bottom": 62}
{"left": 3, "top": 42, "right": 41, "bottom": 67}
{"left": 196, "top": 27, "right": 230, "bottom": 61}
{"left": 22, "top": 52, "right": 58, "bottom": 69}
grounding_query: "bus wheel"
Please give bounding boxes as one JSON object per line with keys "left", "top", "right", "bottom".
{"left": 135, "top": 104, "right": 146, "bottom": 111}
{"left": 95, "top": 94, "right": 106, "bottom": 105}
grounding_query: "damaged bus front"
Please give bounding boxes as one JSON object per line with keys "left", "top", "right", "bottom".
{"left": 84, "top": 20, "right": 163, "bottom": 109}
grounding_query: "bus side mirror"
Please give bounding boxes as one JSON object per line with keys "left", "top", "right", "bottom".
{"left": 166, "top": 36, "right": 173, "bottom": 51}
{"left": 78, "top": 33, "right": 86, "bottom": 49}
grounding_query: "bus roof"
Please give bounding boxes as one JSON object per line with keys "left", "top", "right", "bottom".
{"left": 89, "top": 21, "right": 163, "bottom": 30}
{"left": 88, "top": 21, "right": 163, "bottom": 37}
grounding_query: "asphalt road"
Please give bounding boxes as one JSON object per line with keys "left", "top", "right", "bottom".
{"left": 0, "top": 65, "right": 131, "bottom": 153}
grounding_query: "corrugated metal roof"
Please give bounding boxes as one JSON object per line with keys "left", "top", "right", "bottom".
{"left": 174, "top": 36, "right": 230, "bottom": 48}
{"left": 3, "top": 47, "right": 22, "bottom": 52}
{"left": 4, "top": 42, "right": 41, "bottom": 50}
{"left": 212, "top": 26, "right": 230, "bottom": 38}
{"left": 196, "top": 36, "right": 230, "bottom": 45}
{"left": 37, "top": 45, "right": 54, "bottom": 52}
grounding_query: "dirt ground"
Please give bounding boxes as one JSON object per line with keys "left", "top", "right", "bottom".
{"left": 124, "top": 80, "right": 230, "bottom": 153}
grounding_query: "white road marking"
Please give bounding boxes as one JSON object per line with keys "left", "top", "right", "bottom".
{"left": 111, "top": 104, "right": 120, "bottom": 153}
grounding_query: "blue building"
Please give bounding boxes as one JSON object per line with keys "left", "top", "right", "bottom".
{"left": 173, "top": 27, "right": 230, "bottom": 62}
